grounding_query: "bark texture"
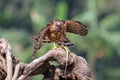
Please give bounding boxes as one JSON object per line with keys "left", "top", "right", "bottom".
{"left": 0, "top": 38, "right": 92, "bottom": 80}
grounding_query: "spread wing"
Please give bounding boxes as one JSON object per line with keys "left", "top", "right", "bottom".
{"left": 33, "top": 24, "right": 50, "bottom": 58}
{"left": 65, "top": 20, "right": 88, "bottom": 36}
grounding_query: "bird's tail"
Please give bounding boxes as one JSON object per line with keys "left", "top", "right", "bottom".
{"left": 57, "top": 38, "right": 74, "bottom": 47}
{"left": 42, "top": 37, "right": 74, "bottom": 47}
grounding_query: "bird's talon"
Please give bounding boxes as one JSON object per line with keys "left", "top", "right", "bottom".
{"left": 52, "top": 47, "right": 57, "bottom": 50}
{"left": 52, "top": 43, "right": 58, "bottom": 49}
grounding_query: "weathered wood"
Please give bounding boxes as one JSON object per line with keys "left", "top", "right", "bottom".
{"left": 0, "top": 38, "right": 92, "bottom": 80}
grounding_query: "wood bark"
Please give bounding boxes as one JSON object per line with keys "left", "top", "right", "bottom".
{"left": 0, "top": 38, "right": 92, "bottom": 80}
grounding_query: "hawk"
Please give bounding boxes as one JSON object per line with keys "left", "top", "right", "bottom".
{"left": 33, "top": 19, "right": 88, "bottom": 57}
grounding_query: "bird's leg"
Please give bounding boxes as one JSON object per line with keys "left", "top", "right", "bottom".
{"left": 61, "top": 45, "right": 70, "bottom": 78}
{"left": 52, "top": 43, "right": 58, "bottom": 49}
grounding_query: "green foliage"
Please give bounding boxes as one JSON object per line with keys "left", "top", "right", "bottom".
{"left": 0, "top": 0, "right": 120, "bottom": 80}
{"left": 54, "top": 0, "right": 68, "bottom": 19}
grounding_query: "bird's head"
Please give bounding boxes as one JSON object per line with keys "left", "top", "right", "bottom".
{"left": 51, "top": 19, "right": 65, "bottom": 32}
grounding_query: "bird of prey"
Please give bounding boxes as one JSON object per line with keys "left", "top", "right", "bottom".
{"left": 33, "top": 19, "right": 88, "bottom": 57}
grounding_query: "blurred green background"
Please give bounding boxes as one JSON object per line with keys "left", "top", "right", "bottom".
{"left": 0, "top": 0, "right": 120, "bottom": 80}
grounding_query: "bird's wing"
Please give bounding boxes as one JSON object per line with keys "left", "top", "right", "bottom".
{"left": 33, "top": 24, "right": 50, "bottom": 58}
{"left": 65, "top": 20, "right": 88, "bottom": 36}
{"left": 42, "top": 36, "right": 52, "bottom": 43}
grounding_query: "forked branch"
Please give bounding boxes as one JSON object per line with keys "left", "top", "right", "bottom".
{"left": 0, "top": 38, "right": 92, "bottom": 80}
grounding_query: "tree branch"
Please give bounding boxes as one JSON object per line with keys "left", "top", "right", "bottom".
{"left": 0, "top": 38, "right": 92, "bottom": 80}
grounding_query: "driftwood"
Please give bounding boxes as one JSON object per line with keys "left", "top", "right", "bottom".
{"left": 0, "top": 38, "right": 92, "bottom": 80}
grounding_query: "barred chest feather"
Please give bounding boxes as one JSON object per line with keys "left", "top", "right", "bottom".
{"left": 47, "top": 31, "right": 62, "bottom": 43}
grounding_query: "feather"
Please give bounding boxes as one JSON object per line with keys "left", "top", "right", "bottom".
{"left": 33, "top": 24, "right": 50, "bottom": 58}
{"left": 65, "top": 20, "right": 88, "bottom": 36}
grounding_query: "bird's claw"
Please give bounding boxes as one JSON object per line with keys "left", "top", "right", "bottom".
{"left": 52, "top": 43, "right": 58, "bottom": 50}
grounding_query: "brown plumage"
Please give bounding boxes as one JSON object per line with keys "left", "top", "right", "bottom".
{"left": 33, "top": 19, "right": 88, "bottom": 57}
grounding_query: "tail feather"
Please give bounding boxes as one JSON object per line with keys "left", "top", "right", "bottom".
{"left": 57, "top": 38, "right": 74, "bottom": 47}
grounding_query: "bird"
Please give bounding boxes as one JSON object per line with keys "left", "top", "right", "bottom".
{"left": 33, "top": 19, "right": 88, "bottom": 58}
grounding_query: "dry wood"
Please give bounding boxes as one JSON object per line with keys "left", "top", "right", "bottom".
{"left": 0, "top": 38, "right": 92, "bottom": 80}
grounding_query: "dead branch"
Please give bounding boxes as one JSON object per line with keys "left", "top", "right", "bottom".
{"left": 0, "top": 38, "right": 92, "bottom": 80}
